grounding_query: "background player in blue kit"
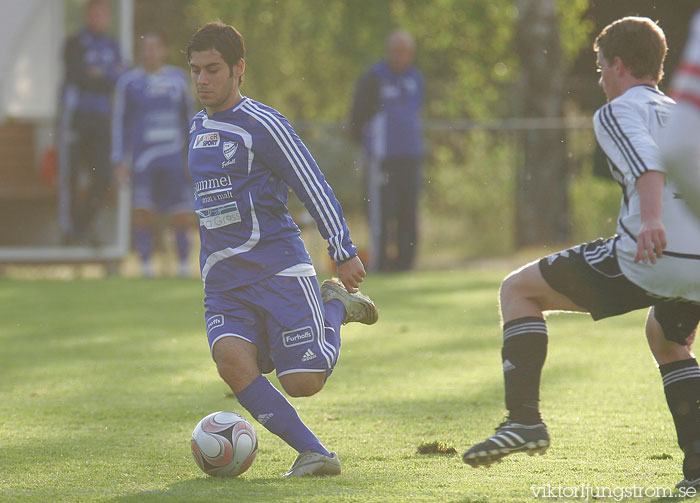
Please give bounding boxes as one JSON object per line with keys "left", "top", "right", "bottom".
{"left": 58, "top": 0, "right": 124, "bottom": 245}
{"left": 112, "top": 31, "right": 194, "bottom": 277}
{"left": 463, "top": 17, "right": 700, "bottom": 489}
{"left": 186, "top": 22, "right": 378, "bottom": 477}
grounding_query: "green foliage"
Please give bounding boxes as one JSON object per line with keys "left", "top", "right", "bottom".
{"left": 556, "top": 0, "right": 596, "bottom": 65}
{"left": 145, "top": 0, "right": 613, "bottom": 259}
{"left": 422, "top": 129, "right": 516, "bottom": 259}
{"left": 570, "top": 162, "right": 620, "bottom": 243}
{"left": 184, "top": 0, "right": 590, "bottom": 121}
{"left": 0, "top": 271, "right": 684, "bottom": 502}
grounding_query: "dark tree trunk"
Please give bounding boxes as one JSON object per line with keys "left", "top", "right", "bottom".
{"left": 515, "top": 0, "right": 570, "bottom": 247}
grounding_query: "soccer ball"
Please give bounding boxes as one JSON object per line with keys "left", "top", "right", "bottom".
{"left": 191, "top": 411, "right": 258, "bottom": 477}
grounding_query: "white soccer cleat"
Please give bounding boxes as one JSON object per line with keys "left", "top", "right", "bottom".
{"left": 320, "top": 278, "right": 378, "bottom": 325}
{"left": 283, "top": 450, "right": 341, "bottom": 477}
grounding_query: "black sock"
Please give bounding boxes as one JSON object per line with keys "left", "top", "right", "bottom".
{"left": 660, "top": 358, "right": 700, "bottom": 479}
{"left": 502, "top": 317, "right": 548, "bottom": 425}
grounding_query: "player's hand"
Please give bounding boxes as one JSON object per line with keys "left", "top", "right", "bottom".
{"left": 634, "top": 218, "right": 667, "bottom": 264}
{"left": 336, "top": 256, "right": 366, "bottom": 293}
{"left": 114, "top": 163, "right": 130, "bottom": 186}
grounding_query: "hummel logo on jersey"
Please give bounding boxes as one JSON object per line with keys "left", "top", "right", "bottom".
{"left": 257, "top": 413, "right": 274, "bottom": 425}
{"left": 302, "top": 349, "right": 317, "bottom": 362}
{"left": 189, "top": 122, "right": 196, "bottom": 133}
{"left": 193, "top": 132, "right": 220, "bottom": 148}
{"left": 503, "top": 359, "right": 516, "bottom": 372}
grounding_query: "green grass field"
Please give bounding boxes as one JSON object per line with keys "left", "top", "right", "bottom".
{"left": 0, "top": 268, "right": 690, "bottom": 502}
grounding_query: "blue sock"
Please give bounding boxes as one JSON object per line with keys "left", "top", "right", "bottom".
{"left": 235, "top": 374, "right": 330, "bottom": 456}
{"left": 324, "top": 299, "right": 345, "bottom": 333}
{"left": 133, "top": 227, "right": 153, "bottom": 263}
{"left": 322, "top": 300, "right": 344, "bottom": 375}
{"left": 175, "top": 228, "right": 189, "bottom": 262}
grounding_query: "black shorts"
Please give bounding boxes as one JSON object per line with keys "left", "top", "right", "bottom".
{"left": 539, "top": 237, "right": 700, "bottom": 345}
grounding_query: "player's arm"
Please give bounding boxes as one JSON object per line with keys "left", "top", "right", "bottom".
{"left": 255, "top": 110, "right": 364, "bottom": 290}
{"left": 635, "top": 171, "right": 666, "bottom": 264}
{"left": 593, "top": 99, "right": 667, "bottom": 263}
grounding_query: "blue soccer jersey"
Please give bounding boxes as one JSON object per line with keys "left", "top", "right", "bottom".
{"left": 188, "top": 97, "right": 357, "bottom": 292}
{"left": 111, "top": 65, "right": 194, "bottom": 168}
{"left": 351, "top": 61, "right": 424, "bottom": 159}
{"left": 111, "top": 65, "right": 194, "bottom": 213}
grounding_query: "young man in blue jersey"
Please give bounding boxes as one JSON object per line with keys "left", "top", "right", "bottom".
{"left": 186, "top": 22, "right": 378, "bottom": 477}
{"left": 112, "top": 31, "right": 194, "bottom": 277}
{"left": 59, "top": 0, "right": 124, "bottom": 245}
{"left": 463, "top": 17, "right": 700, "bottom": 489}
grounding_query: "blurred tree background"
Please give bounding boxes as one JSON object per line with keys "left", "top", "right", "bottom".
{"left": 130, "top": 0, "right": 698, "bottom": 266}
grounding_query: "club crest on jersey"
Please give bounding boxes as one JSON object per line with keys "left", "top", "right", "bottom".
{"left": 193, "top": 132, "right": 220, "bottom": 148}
{"left": 223, "top": 141, "right": 238, "bottom": 160}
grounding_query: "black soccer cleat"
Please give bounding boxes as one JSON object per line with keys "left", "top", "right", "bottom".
{"left": 675, "top": 476, "right": 700, "bottom": 491}
{"left": 677, "top": 446, "right": 700, "bottom": 491}
{"left": 463, "top": 421, "right": 550, "bottom": 468}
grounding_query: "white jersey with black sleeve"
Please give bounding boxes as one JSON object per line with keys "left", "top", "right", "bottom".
{"left": 593, "top": 85, "right": 700, "bottom": 302}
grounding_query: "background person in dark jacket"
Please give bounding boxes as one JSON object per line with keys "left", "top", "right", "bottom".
{"left": 351, "top": 31, "right": 424, "bottom": 272}
{"left": 58, "top": 0, "right": 124, "bottom": 245}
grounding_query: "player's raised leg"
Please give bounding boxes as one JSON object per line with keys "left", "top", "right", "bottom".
{"left": 645, "top": 307, "right": 700, "bottom": 490}
{"left": 463, "top": 258, "right": 585, "bottom": 468}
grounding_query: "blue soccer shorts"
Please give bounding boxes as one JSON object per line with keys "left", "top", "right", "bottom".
{"left": 132, "top": 153, "right": 191, "bottom": 214}
{"left": 203, "top": 274, "right": 339, "bottom": 377}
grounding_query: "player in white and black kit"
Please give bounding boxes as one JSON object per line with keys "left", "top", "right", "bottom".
{"left": 463, "top": 17, "right": 700, "bottom": 489}
{"left": 661, "top": 10, "right": 700, "bottom": 220}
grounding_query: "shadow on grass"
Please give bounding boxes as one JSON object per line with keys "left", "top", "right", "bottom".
{"left": 104, "top": 476, "right": 500, "bottom": 503}
{"left": 104, "top": 476, "right": 312, "bottom": 503}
